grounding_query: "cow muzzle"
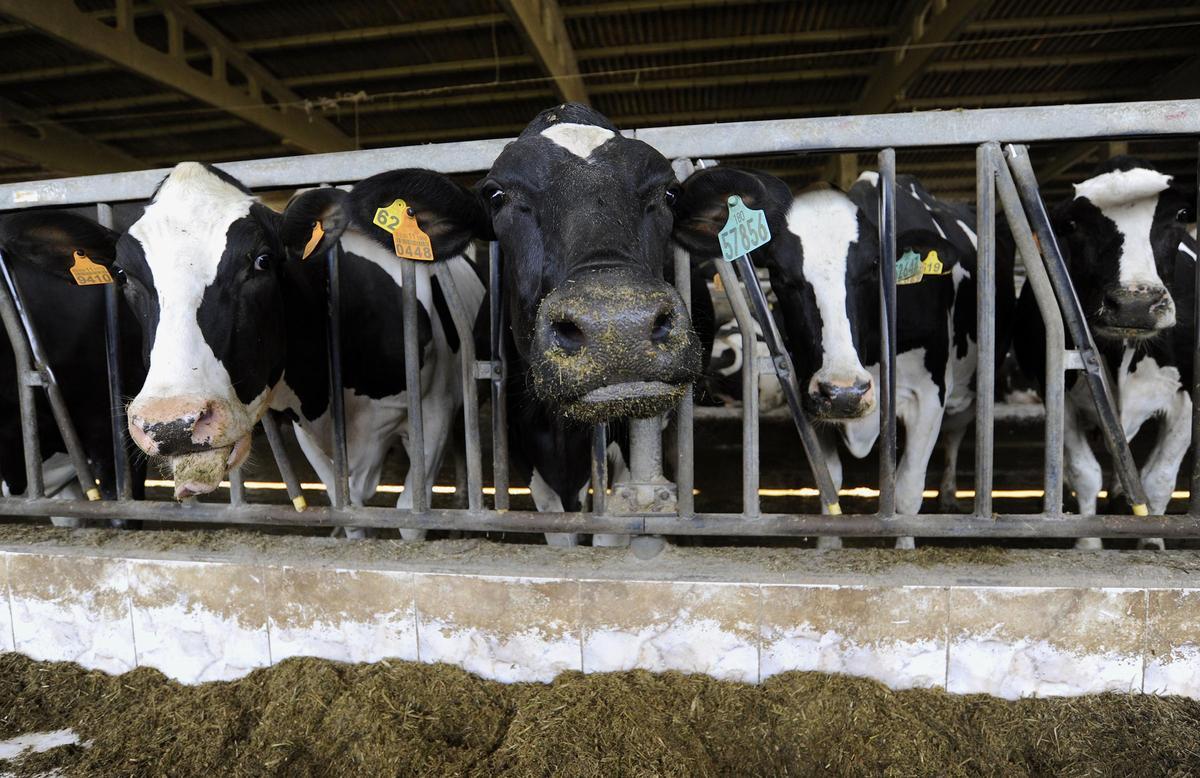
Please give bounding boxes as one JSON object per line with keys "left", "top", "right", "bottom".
{"left": 805, "top": 376, "right": 875, "bottom": 420}
{"left": 128, "top": 395, "right": 252, "bottom": 498}
{"left": 529, "top": 272, "right": 701, "bottom": 422}
{"left": 1096, "top": 284, "right": 1175, "bottom": 338}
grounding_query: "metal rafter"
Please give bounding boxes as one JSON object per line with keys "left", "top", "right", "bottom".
{"left": 856, "top": 0, "right": 994, "bottom": 114}
{"left": 499, "top": 0, "right": 587, "bottom": 104}
{"left": 0, "top": 97, "right": 144, "bottom": 174}
{"left": 0, "top": 0, "right": 352, "bottom": 154}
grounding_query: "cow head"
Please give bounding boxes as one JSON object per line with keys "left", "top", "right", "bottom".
{"left": 481, "top": 104, "right": 701, "bottom": 422}
{"left": 1056, "top": 157, "right": 1189, "bottom": 341}
{"left": 116, "top": 162, "right": 346, "bottom": 497}
{"left": 673, "top": 168, "right": 879, "bottom": 420}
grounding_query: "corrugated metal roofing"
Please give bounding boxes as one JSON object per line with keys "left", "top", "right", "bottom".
{"left": 0, "top": 0, "right": 1195, "bottom": 199}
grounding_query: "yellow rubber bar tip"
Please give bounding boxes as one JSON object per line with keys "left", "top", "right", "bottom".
{"left": 292, "top": 495, "right": 308, "bottom": 512}
{"left": 827, "top": 502, "right": 842, "bottom": 516}
{"left": 1132, "top": 503, "right": 1149, "bottom": 517}
{"left": 86, "top": 488, "right": 101, "bottom": 501}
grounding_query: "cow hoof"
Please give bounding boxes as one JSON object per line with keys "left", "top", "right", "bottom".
{"left": 1075, "top": 537, "right": 1104, "bottom": 551}
{"left": 399, "top": 528, "right": 426, "bottom": 542}
{"left": 545, "top": 532, "right": 580, "bottom": 548}
{"left": 894, "top": 536, "right": 916, "bottom": 550}
{"left": 815, "top": 536, "right": 843, "bottom": 550}
{"left": 593, "top": 533, "right": 631, "bottom": 549}
{"left": 1137, "top": 537, "right": 1166, "bottom": 551}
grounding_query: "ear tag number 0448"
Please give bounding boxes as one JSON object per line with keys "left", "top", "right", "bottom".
{"left": 373, "top": 198, "right": 434, "bottom": 262}
{"left": 69, "top": 250, "right": 112, "bottom": 286}
{"left": 719, "top": 195, "right": 771, "bottom": 262}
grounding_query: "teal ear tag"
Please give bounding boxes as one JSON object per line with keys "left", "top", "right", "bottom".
{"left": 896, "top": 249, "right": 923, "bottom": 285}
{"left": 719, "top": 195, "right": 771, "bottom": 262}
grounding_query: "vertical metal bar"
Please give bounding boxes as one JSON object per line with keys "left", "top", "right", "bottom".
{"left": 0, "top": 256, "right": 99, "bottom": 500}
{"left": 672, "top": 246, "right": 695, "bottom": 517}
{"left": 715, "top": 259, "right": 759, "bottom": 517}
{"left": 877, "top": 148, "right": 898, "bottom": 517}
{"left": 733, "top": 253, "right": 841, "bottom": 512}
{"left": 0, "top": 251, "right": 42, "bottom": 498}
{"left": 228, "top": 467, "right": 245, "bottom": 506}
{"left": 489, "top": 241, "right": 510, "bottom": 510}
{"left": 261, "top": 411, "right": 307, "bottom": 511}
{"left": 1004, "top": 143, "right": 1148, "bottom": 513}
{"left": 591, "top": 423, "right": 607, "bottom": 514}
{"left": 433, "top": 263, "right": 483, "bottom": 512}
{"left": 97, "top": 203, "right": 132, "bottom": 501}
{"left": 400, "top": 259, "right": 427, "bottom": 513}
{"left": 991, "top": 144, "right": 1065, "bottom": 515}
{"left": 1192, "top": 141, "right": 1200, "bottom": 517}
{"left": 325, "top": 245, "right": 350, "bottom": 509}
{"left": 974, "top": 145, "right": 996, "bottom": 518}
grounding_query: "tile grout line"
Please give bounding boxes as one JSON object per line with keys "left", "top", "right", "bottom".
{"left": 1141, "top": 588, "right": 1148, "bottom": 694}
{"left": 755, "top": 583, "right": 763, "bottom": 685}
{"left": 576, "top": 579, "right": 584, "bottom": 674}
{"left": 942, "top": 586, "right": 951, "bottom": 691}
{"left": 126, "top": 559, "right": 139, "bottom": 669}
{"left": 4, "top": 554, "right": 15, "bottom": 652}
{"left": 262, "top": 565, "right": 274, "bottom": 667}
{"left": 412, "top": 572, "right": 421, "bottom": 664}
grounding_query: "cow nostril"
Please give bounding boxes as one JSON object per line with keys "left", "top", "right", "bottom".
{"left": 551, "top": 320, "right": 586, "bottom": 354}
{"left": 650, "top": 312, "right": 673, "bottom": 344}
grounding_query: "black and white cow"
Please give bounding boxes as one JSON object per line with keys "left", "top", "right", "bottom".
{"left": 706, "top": 318, "right": 785, "bottom": 412}
{"left": 476, "top": 104, "right": 720, "bottom": 544}
{"left": 6, "top": 163, "right": 486, "bottom": 539}
{"left": 1014, "top": 157, "right": 1197, "bottom": 548}
{"left": 0, "top": 212, "right": 148, "bottom": 521}
{"left": 673, "top": 168, "right": 1015, "bottom": 543}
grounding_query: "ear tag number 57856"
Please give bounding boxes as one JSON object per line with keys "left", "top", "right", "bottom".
{"left": 719, "top": 195, "right": 771, "bottom": 262}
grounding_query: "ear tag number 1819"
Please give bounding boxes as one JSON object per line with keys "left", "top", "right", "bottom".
{"left": 719, "top": 195, "right": 771, "bottom": 262}
{"left": 373, "top": 198, "right": 434, "bottom": 262}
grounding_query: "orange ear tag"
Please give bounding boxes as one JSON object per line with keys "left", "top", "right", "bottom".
{"left": 69, "top": 250, "right": 113, "bottom": 286}
{"left": 301, "top": 220, "right": 324, "bottom": 260}
{"left": 373, "top": 198, "right": 434, "bottom": 262}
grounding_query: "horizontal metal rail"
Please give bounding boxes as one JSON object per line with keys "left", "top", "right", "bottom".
{"left": 0, "top": 498, "right": 1195, "bottom": 539}
{"left": 0, "top": 99, "right": 1197, "bottom": 208}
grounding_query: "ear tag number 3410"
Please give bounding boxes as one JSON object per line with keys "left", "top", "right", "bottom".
{"left": 373, "top": 198, "right": 434, "bottom": 262}
{"left": 719, "top": 195, "right": 771, "bottom": 262}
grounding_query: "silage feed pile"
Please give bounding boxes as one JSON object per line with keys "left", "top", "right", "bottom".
{"left": 0, "top": 654, "right": 1197, "bottom": 777}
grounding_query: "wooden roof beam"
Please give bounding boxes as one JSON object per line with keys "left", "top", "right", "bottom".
{"left": 499, "top": 0, "right": 587, "bottom": 104}
{"left": 0, "top": 96, "right": 145, "bottom": 175}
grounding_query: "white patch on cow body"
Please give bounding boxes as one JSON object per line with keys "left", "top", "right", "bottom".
{"left": 1116, "top": 351, "right": 1182, "bottom": 442}
{"left": 540, "top": 123, "right": 615, "bottom": 160}
{"left": 787, "top": 189, "right": 870, "bottom": 388}
{"left": 1181, "top": 241, "right": 1196, "bottom": 261}
{"left": 128, "top": 163, "right": 269, "bottom": 432}
{"left": 955, "top": 219, "right": 978, "bottom": 249}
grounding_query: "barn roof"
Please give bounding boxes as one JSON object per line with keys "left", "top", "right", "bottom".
{"left": 0, "top": 0, "right": 1196, "bottom": 200}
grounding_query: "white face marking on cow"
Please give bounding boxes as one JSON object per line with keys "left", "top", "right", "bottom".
{"left": 128, "top": 163, "right": 263, "bottom": 424}
{"left": 954, "top": 219, "right": 978, "bottom": 249}
{"left": 540, "top": 123, "right": 615, "bottom": 160}
{"left": 787, "top": 189, "right": 870, "bottom": 389}
{"left": 1074, "top": 168, "right": 1172, "bottom": 289}
{"left": 1181, "top": 242, "right": 1197, "bottom": 261}
{"left": 856, "top": 171, "right": 879, "bottom": 188}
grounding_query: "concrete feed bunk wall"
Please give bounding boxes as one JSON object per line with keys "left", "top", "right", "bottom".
{"left": 0, "top": 528, "right": 1197, "bottom": 699}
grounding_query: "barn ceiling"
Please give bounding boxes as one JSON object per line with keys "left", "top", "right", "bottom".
{"left": 0, "top": 0, "right": 1196, "bottom": 200}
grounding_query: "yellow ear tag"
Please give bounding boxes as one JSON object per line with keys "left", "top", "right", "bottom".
{"left": 920, "top": 249, "right": 948, "bottom": 276}
{"left": 372, "top": 198, "right": 434, "bottom": 261}
{"left": 301, "top": 220, "right": 324, "bottom": 260}
{"left": 69, "top": 250, "right": 112, "bottom": 286}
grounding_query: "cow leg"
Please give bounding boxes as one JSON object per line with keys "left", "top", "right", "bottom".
{"left": 531, "top": 468, "right": 580, "bottom": 547}
{"left": 593, "top": 440, "right": 630, "bottom": 549}
{"left": 1063, "top": 405, "right": 1104, "bottom": 550}
{"left": 1136, "top": 390, "right": 1192, "bottom": 551}
{"left": 292, "top": 422, "right": 364, "bottom": 539}
{"left": 937, "top": 407, "right": 972, "bottom": 514}
{"left": 396, "top": 388, "right": 458, "bottom": 543}
{"left": 44, "top": 454, "right": 85, "bottom": 528}
{"left": 893, "top": 383, "right": 946, "bottom": 550}
{"left": 816, "top": 429, "right": 844, "bottom": 551}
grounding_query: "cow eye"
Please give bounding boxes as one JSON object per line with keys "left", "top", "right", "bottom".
{"left": 487, "top": 188, "right": 506, "bottom": 210}
{"left": 1177, "top": 208, "right": 1193, "bottom": 223}
{"left": 111, "top": 266, "right": 127, "bottom": 286}
{"left": 664, "top": 188, "right": 678, "bottom": 206}
{"left": 253, "top": 253, "right": 271, "bottom": 272}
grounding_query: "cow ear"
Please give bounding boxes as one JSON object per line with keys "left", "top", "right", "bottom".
{"left": 281, "top": 187, "right": 348, "bottom": 261}
{"left": 897, "top": 228, "right": 961, "bottom": 266}
{"left": 355, "top": 169, "right": 490, "bottom": 260}
{"left": 0, "top": 211, "right": 119, "bottom": 281}
{"left": 672, "top": 167, "right": 788, "bottom": 256}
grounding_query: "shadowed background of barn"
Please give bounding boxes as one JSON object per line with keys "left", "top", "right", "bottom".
{"left": 0, "top": 0, "right": 1195, "bottom": 203}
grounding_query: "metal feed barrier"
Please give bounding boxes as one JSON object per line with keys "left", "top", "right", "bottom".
{"left": 0, "top": 98, "right": 1198, "bottom": 540}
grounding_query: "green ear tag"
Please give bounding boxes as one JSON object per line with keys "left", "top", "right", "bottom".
{"left": 719, "top": 195, "right": 771, "bottom": 262}
{"left": 896, "top": 249, "right": 923, "bottom": 285}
